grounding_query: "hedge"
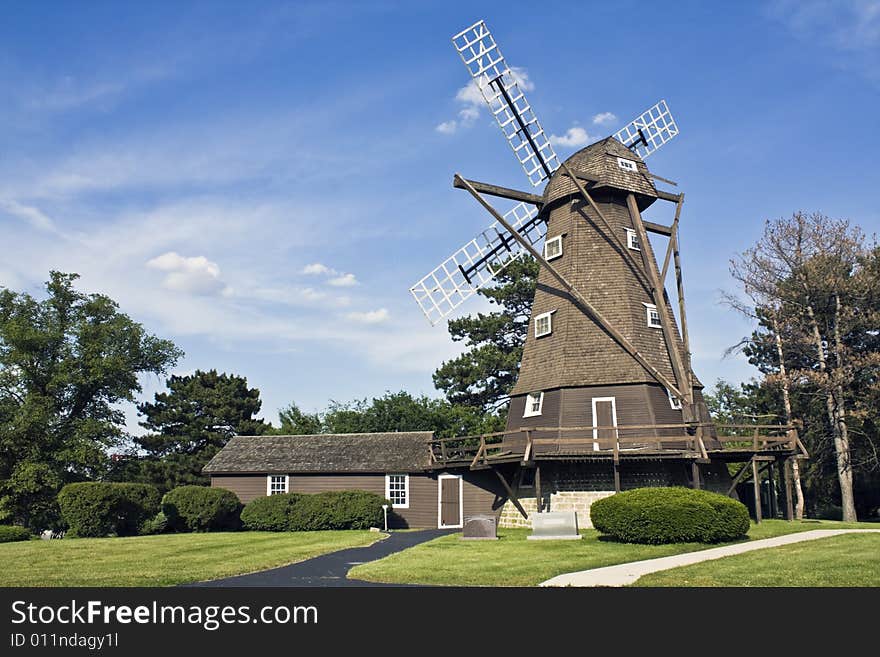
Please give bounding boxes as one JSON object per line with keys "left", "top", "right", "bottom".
{"left": 162, "top": 486, "right": 241, "bottom": 532}
{"left": 240, "top": 490, "right": 387, "bottom": 531}
{"left": 57, "top": 482, "right": 161, "bottom": 538}
{"left": 0, "top": 526, "right": 31, "bottom": 543}
{"left": 590, "top": 487, "right": 750, "bottom": 544}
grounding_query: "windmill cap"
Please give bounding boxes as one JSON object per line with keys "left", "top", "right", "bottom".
{"left": 543, "top": 136, "right": 658, "bottom": 210}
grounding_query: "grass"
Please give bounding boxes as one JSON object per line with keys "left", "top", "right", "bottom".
{"left": 348, "top": 520, "right": 867, "bottom": 587}
{"left": 0, "top": 530, "right": 381, "bottom": 586}
{"left": 633, "top": 533, "right": 880, "bottom": 586}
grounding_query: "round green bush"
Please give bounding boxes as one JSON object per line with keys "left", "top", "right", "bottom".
{"left": 58, "top": 482, "right": 161, "bottom": 538}
{"left": 0, "top": 525, "right": 31, "bottom": 543}
{"left": 162, "top": 486, "right": 242, "bottom": 532}
{"left": 590, "top": 487, "right": 750, "bottom": 544}
{"left": 139, "top": 512, "right": 169, "bottom": 535}
{"left": 240, "top": 493, "right": 303, "bottom": 531}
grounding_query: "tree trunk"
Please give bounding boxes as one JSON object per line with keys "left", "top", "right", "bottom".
{"left": 772, "top": 315, "right": 805, "bottom": 519}
{"left": 806, "top": 302, "right": 857, "bottom": 521}
{"left": 831, "top": 293, "right": 857, "bottom": 521}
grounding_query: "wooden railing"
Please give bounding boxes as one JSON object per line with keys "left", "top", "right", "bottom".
{"left": 428, "top": 422, "right": 802, "bottom": 469}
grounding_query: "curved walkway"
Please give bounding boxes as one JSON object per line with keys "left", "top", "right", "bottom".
{"left": 191, "top": 529, "right": 455, "bottom": 587}
{"left": 540, "top": 529, "right": 880, "bottom": 587}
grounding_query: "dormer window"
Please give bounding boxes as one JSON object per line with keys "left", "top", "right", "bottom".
{"left": 644, "top": 303, "right": 662, "bottom": 328}
{"left": 544, "top": 235, "right": 563, "bottom": 261}
{"left": 626, "top": 228, "right": 640, "bottom": 251}
{"left": 523, "top": 392, "right": 544, "bottom": 417}
{"left": 534, "top": 311, "right": 554, "bottom": 338}
{"left": 617, "top": 157, "right": 638, "bottom": 172}
{"left": 667, "top": 389, "right": 683, "bottom": 410}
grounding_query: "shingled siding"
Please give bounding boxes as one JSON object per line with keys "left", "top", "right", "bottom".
{"left": 211, "top": 471, "right": 505, "bottom": 529}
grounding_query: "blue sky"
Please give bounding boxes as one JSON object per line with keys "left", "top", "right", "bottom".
{"left": 1, "top": 1, "right": 878, "bottom": 432}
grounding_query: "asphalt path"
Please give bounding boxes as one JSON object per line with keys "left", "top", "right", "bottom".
{"left": 191, "top": 529, "right": 455, "bottom": 587}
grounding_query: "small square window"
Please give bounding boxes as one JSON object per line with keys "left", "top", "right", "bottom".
{"left": 544, "top": 235, "right": 563, "bottom": 261}
{"left": 617, "top": 157, "right": 638, "bottom": 172}
{"left": 523, "top": 392, "right": 544, "bottom": 418}
{"left": 534, "top": 311, "right": 553, "bottom": 338}
{"left": 668, "top": 389, "right": 683, "bottom": 410}
{"left": 268, "top": 475, "right": 288, "bottom": 495}
{"left": 644, "top": 304, "right": 662, "bottom": 328}
{"left": 386, "top": 474, "right": 409, "bottom": 508}
{"left": 626, "top": 228, "right": 640, "bottom": 251}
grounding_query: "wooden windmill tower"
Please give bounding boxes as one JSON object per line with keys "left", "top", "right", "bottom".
{"left": 411, "top": 20, "right": 801, "bottom": 521}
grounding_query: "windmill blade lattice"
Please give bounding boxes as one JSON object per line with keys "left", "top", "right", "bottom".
{"left": 614, "top": 99, "right": 679, "bottom": 159}
{"left": 452, "top": 20, "right": 560, "bottom": 187}
{"left": 410, "top": 202, "right": 544, "bottom": 324}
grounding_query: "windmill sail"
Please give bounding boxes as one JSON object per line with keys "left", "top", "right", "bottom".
{"left": 452, "top": 20, "right": 560, "bottom": 187}
{"left": 614, "top": 100, "right": 679, "bottom": 159}
{"left": 410, "top": 201, "right": 544, "bottom": 324}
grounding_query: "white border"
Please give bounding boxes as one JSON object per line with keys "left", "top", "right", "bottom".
{"left": 523, "top": 391, "right": 544, "bottom": 418}
{"left": 437, "top": 474, "right": 463, "bottom": 529}
{"left": 385, "top": 473, "right": 410, "bottom": 509}
{"left": 544, "top": 235, "right": 563, "bottom": 261}
{"left": 625, "top": 228, "right": 640, "bottom": 251}
{"left": 591, "top": 397, "right": 618, "bottom": 452}
{"left": 667, "top": 388, "right": 683, "bottom": 410}
{"left": 644, "top": 303, "right": 662, "bottom": 328}
{"left": 534, "top": 310, "right": 554, "bottom": 338}
{"left": 266, "top": 474, "right": 289, "bottom": 495}
{"left": 617, "top": 156, "right": 638, "bottom": 172}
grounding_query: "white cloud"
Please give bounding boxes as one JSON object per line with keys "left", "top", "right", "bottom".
{"left": 328, "top": 273, "right": 358, "bottom": 287}
{"left": 549, "top": 126, "right": 592, "bottom": 148}
{"left": 438, "top": 67, "right": 535, "bottom": 136}
{"left": 345, "top": 308, "right": 389, "bottom": 324}
{"left": 302, "top": 262, "right": 332, "bottom": 275}
{"left": 435, "top": 120, "right": 459, "bottom": 135}
{"left": 592, "top": 112, "right": 618, "bottom": 126}
{"left": 146, "top": 251, "right": 226, "bottom": 296}
{"left": 0, "top": 199, "right": 57, "bottom": 232}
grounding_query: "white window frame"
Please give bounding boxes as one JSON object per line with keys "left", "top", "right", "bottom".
{"left": 644, "top": 303, "right": 662, "bottom": 329}
{"left": 523, "top": 391, "right": 544, "bottom": 418}
{"left": 544, "top": 235, "right": 563, "bottom": 261}
{"left": 385, "top": 474, "right": 409, "bottom": 509}
{"left": 534, "top": 310, "right": 554, "bottom": 338}
{"left": 625, "top": 228, "right": 640, "bottom": 251}
{"left": 266, "top": 474, "right": 289, "bottom": 496}
{"left": 591, "top": 397, "right": 619, "bottom": 452}
{"left": 617, "top": 157, "right": 638, "bottom": 172}
{"left": 437, "top": 473, "right": 463, "bottom": 529}
{"left": 668, "top": 389, "right": 683, "bottom": 410}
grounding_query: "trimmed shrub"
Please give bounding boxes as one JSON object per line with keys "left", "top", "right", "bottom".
{"left": 241, "top": 494, "right": 303, "bottom": 531}
{"left": 162, "top": 486, "right": 241, "bottom": 532}
{"left": 0, "top": 525, "right": 31, "bottom": 543}
{"left": 590, "top": 487, "right": 750, "bottom": 545}
{"left": 240, "top": 490, "right": 387, "bottom": 531}
{"left": 58, "top": 482, "right": 161, "bottom": 538}
{"left": 139, "top": 512, "right": 169, "bottom": 536}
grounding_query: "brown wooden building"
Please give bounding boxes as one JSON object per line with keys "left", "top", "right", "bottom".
{"left": 203, "top": 432, "right": 506, "bottom": 529}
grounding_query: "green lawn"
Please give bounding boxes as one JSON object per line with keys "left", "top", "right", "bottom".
{"left": 634, "top": 532, "right": 880, "bottom": 586}
{"left": 348, "top": 520, "right": 866, "bottom": 587}
{"left": 0, "top": 530, "right": 381, "bottom": 586}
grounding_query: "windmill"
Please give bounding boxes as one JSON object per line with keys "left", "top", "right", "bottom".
{"left": 408, "top": 19, "right": 742, "bottom": 510}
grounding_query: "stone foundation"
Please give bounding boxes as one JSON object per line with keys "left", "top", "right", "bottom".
{"left": 498, "top": 490, "right": 616, "bottom": 529}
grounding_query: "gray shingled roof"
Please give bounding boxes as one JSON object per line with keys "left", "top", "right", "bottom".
{"left": 202, "top": 432, "right": 434, "bottom": 474}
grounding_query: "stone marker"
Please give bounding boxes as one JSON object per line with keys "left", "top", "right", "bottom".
{"left": 462, "top": 514, "right": 498, "bottom": 540}
{"left": 527, "top": 511, "right": 582, "bottom": 540}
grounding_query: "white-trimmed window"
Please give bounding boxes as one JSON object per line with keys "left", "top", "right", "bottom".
{"left": 544, "top": 235, "right": 563, "bottom": 261}
{"left": 617, "top": 157, "right": 638, "bottom": 172}
{"left": 625, "top": 228, "right": 640, "bottom": 251}
{"left": 534, "top": 311, "right": 554, "bottom": 338}
{"left": 523, "top": 392, "right": 544, "bottom": 418}
{"left": 667, "top": 389, "right": 683, "bottom": 410}
{"left": 267, "top": 475, "right": 288, "bottom": 495}
{"left": 644, "top": 303, "right": 662, "bottom": 328}
{"left": 385, "top": 474, "right": 409, "bottom": 508}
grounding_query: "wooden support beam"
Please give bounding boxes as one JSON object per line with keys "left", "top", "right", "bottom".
{"left": 767, "top": 462, "right": 777, "bottom": 518}
{"left": 626, "top": 193, "right": 691, "bottom": 409}
{"left": 452, "top": 176, "right": 545, "bottom": 206}
{"left": 726, "top": 459, "right": 753, "bottom": 497}
{"left": 535, "top": 465, "right": 542, "bottom": 513}
{"left": 672, "top": 222, "right": 694, "bottom": 396}
{"left": 691, "top": 461, "right": 701, "bottom": 489}
{"left": 649, "top": 172, "right": 678, "bottom": 187}
{"left": 613, "top": 461, "right": 621, "bottom": 492}
{"left": 456, "top": 174, "right": 685, "bottom": 401}
{"left": 493, "top": 468, "right": 528, "bottom": 520}
{"left": 752, "top": 458, "right": 762, "bottom": 523}
{"left": 783, "top": 458, "right": 795, "bottom": 521}
{"left": 660, "top": 194, "right": 684, "bottom": 285}
{"left": 562, "top": 168, "right": 681, "bottom": 204}
{"left": 643, "top": 220, "right": 673, "bottom": 237}
{"left": 656, "top": 189, "right": 682, "bottom": 204}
